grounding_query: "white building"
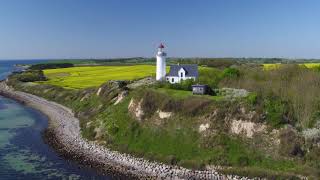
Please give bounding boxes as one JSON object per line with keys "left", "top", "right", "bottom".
{"left": 166, "top": 64, "right": 198, "bottom": 84}
{"left": 156, "top": 43, "right": 167, "bottom": 81}
{"left": 155, "top": 43, "right": 198, "bottom": 84}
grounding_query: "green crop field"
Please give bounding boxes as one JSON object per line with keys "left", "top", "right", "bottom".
{"left": 38, "top": 65, "right": 166, "bottom": 89}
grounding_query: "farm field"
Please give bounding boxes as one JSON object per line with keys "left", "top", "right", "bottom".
{"left": 38, "top": 65, "right": 214, "bottom": 89}
{"left": 263, "top": 63, "right": 320, "bottom": 70}
{"left": 39, "top": 65, "right": 166, "bottom": 89}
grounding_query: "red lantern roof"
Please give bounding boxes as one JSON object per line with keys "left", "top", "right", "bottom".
{"left": 158, "top": 43, "right": 165, "bottom": 49}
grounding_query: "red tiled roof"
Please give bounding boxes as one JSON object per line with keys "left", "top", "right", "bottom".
{"left": 158, "top": 43, "right": 165, "bottom": 48}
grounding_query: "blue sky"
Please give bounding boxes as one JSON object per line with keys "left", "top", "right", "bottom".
{"left": 0, "top": 0, "right": 320, "bottom": 59}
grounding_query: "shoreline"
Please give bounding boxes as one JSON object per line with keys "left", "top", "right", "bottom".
{"left": 0, "top": 82, "right": 245, "bottom": 180}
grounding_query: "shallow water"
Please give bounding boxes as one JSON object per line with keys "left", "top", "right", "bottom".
{"left": 0, "top": 60, "right": 109, "bottom": 179}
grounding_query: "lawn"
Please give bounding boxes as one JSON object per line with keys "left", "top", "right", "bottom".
{"left": 155, "top": 88, "right": 224, "bottom": 101}
{"left": 38, "top": 65, "right": 166, "bottom": 89}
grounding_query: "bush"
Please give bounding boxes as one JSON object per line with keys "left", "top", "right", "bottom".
{"left": 181, "top": 97, "right": 212, "bottom": 116}
{"left": 279, "top": 126, "right": 304, "bottom": 157}
{"left": 264, "top": 97, "right": 289, "bottom": 128}
{"left": 222, "top": 67, "right": 240, "bottom": 78}
{"left": 107, "top": 123, "right": 119, "bottom": 135}
{"left": 138, "top": 89, "right": 212, "bottom": 117}
{"left": 16, "top": 70, "right": 47, "bottom": 82}
{"left": 167, "top": 79, "right": 195, "bottom": 91}
{"left": 161, "top": 98, "right": 181, "bottom": 112}
{"left": 246, "top": 92, "right": 258, "bottom": 105}
{"left": 154, "top": 79, "right": 195, "bottom": 91}
{"left": 140, "top": 90, "right": 166, "bottom": 118}
{"left": 198, "top": 67, "right": 222, "bottom": 88}
{"left": 180, "top": 79, "right": 195, "bottom": 91}
{"left": 219, "top": 65, "right": 320, "bottom": 129}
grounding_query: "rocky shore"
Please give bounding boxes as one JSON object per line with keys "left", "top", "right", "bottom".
{"left": 0, "top": 81, "right": 251, "bottom": 180}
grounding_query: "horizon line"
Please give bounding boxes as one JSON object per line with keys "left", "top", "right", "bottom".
{"left": 1, "top": 57, "right": 320, "bottom": 61}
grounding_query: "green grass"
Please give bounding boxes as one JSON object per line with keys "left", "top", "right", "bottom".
{"left": 101, "top": 97, "right": 220, "bottom": 163}
{"left": 10, "top": 73, "right": 316, "bottom": 178}
{"left": 155, "top": 88, "right": 224, "bottom": 100}
{"left": 38, "top": 65, "right": 169, "bottom": 89}
{"left": 155, "top": 88, "right": 193, "bottom": 99}
{"left": 97, "top": 95, "right": 307, "bottom": 176}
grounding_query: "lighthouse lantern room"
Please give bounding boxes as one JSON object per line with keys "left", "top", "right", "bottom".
{"left": 156, "top": 43, "right": 167, "bottom": 81}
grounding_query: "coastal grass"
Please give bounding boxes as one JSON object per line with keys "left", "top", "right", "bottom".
{"left": 8, "top": 64, "right": 320, "bottom": 178}
{"left": 98, "top": 95, "right": 309, "bottom": 177}
{"left": 8, "top": 79, "right": 314, "bottom": 178}
{"left": 220, "top": 64, "right": 320, "bottom": 129}
{"left": 38, "top": 65, "right": 166, "bottom": 89}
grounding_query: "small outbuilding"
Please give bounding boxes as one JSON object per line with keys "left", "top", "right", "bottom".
{"left": 192, "top": 84, "right": 213, "bottom": 95}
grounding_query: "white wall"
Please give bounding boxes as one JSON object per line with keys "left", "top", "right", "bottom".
{"left": 178, "top": 68, "right": 185, "bottom": 79}
{"left": 166, "top": 76, "right": 195, "bottom": 84}
{"left": 166, "top": 76, "right": 179, "bottom": 83}
{"left": 156, "top": 50, "right": 166, "bottom": 81}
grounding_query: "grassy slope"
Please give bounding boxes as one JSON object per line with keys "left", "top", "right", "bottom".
{"left": 9, "top": 65, "right": 320, "bottom": 178}
{"left": 12, "top": 80, "right": 311, "bottom": 178}
{"left": 98, "top": 91, "right": 309, "bottom": 178}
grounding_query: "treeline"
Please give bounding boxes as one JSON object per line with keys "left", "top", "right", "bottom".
{"left": 38, "top": 57, "right": 320, "bottom": 68}
{"left": 30, "top": 63, "right": 74, "bottom": 70}
{"left": 169, "top": 58, "right": 237, "bottom": 69}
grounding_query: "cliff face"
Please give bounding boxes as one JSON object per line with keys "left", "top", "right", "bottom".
{"left": 127, "top": 95, "right": 266, "bottom": 139}
{"left": 6, "top": 72, "right": 319, "bottom": 179}
{"left": 127, "top": 92, "right": 273, "bottom": 145}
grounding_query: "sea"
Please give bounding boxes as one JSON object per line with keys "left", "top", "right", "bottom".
{"left": 0, "top": 60, "right": 109, "bottom": 180}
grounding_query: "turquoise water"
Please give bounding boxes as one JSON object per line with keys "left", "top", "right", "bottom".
{"left": 0, "top": 61, "right": 109, "bottom": 179}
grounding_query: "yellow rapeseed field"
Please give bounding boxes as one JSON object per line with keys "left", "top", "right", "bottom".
{"left": 39, "top": 65, "right": 163, "bottom": 89}
{"left": 263, "top": 63, "right": 320, "bottom": 70}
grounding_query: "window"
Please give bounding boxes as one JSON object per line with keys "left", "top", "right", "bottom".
{"left": 172, "top": 78, "right": 174, "bottom": 83}
{"left": 166, "top": 77, "right": 169, "bottom": 81}
{"left": 180, "top": 72, "right": 183, "bottom": 77}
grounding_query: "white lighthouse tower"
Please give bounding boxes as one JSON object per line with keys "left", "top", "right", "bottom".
{"left": 156, "top": 43, "right": 167, "bottom": 81}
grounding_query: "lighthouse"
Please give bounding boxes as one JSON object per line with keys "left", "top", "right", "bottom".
{"left": 156, "top": 43, "right": 167, "bottom": 81}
